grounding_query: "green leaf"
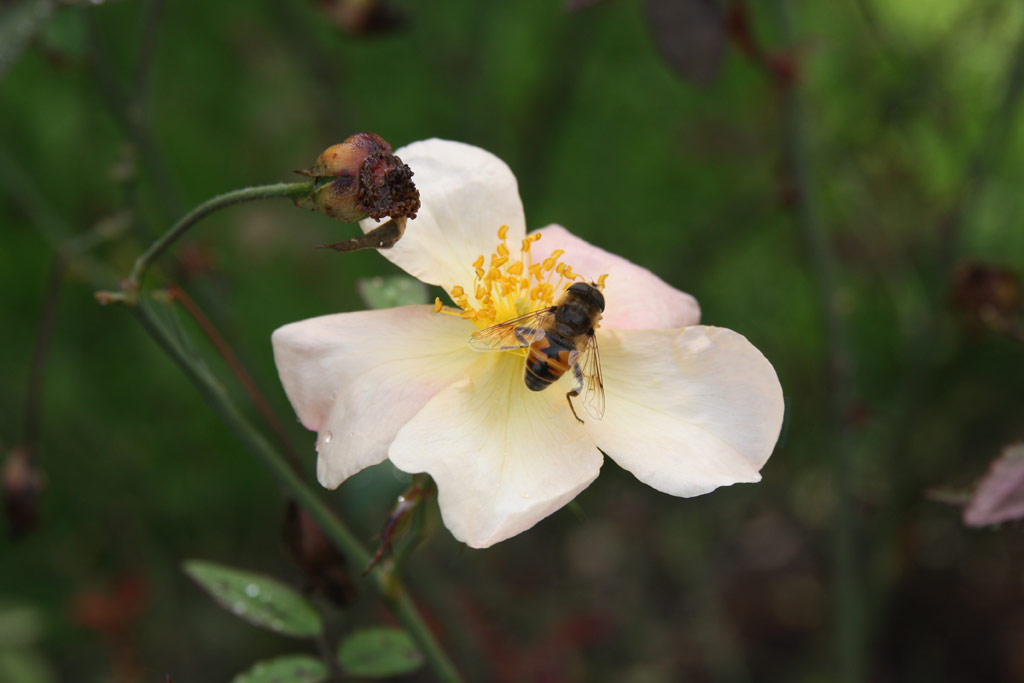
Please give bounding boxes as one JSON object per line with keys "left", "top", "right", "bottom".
{"left": 0, "top": 650, "right": 55, "bottom": 683}
{"left": 183, "top": 560, "right": 322, "bottom": 638}
{"left": 338, "top": 628, "right": 424, "bottom": 678}
{"left": 357, "top": 276, "right": 428, "bottom": 309}
{"left": 231, "top": 655, "right": 328, "bottom": 683}
{"left": 0, "top": 0, "right": 56, "bottom": 81}
{"left": 0, "top": 604, "right": 46, "bottom": 648}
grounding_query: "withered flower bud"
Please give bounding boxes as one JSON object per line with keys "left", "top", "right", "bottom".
{"left": 297, "top": 132, "right": 420, "bottom": 224}
{"left": 952, "top": 262, "right": 1022, "bottom": 328}
{"left": 283, "top": 500, "right": 357, "bottom": 607}
{"left": 3, "top": 447, "right": 42, "bottom": 537}
{"left": 317, "top": 0, "right": 405, "bottom": 37}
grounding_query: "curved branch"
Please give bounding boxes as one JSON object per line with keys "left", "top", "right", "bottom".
{"left": 126, "top": 181, "right": 313, "bottom": 294}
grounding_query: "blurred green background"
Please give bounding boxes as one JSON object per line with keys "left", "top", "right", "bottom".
{"left": 3, "top": 0, "right": 1024, "bottom": 680}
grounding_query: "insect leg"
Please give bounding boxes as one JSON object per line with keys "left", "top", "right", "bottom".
{"left": 565, "top": 361, "right": 585, "bottom": 424}
{"left": 566, "top": 391, "right": 585, "bottom": 424}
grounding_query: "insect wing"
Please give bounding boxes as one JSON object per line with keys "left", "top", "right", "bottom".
{"left": 468, "top": 308, "right": 554, "bottom": 352}
{"left": 577, "top": 332, "right": 606, "bottom": 420}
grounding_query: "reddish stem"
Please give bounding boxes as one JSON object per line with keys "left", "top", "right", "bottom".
{"left": 726, "top": 1, "right": 800, "bottom": 88}
{"left": 165, "top": 283, "right": 302, "bottom": 470}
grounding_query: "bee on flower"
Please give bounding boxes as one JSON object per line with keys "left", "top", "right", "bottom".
{"left": 467, "top": 278, "right": 607, "bottom": 424}
{"left": 272, "top": 139, "right": 784, "bottom": 548}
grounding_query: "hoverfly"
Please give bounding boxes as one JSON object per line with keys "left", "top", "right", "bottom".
{"left": 469, "top": 281, "right": 606, "bottom": 423}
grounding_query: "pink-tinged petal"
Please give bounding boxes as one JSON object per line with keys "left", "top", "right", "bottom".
{"left": 360, "top": 139, "right": 527, "bottom": 295}
{"left": 388, "top": 353, "right": 603, "bottom": 548}
{"left": 531, "top": 225, "right": 701, "bottom": 329}
{"left": 963, "top": 443, "right": 1024, "bottom": 527}
{"left": 586, "top": 326, "right": 783, "bottom": 497}
{"left": 272, "top": 306, "right": 478, "bottom": 488}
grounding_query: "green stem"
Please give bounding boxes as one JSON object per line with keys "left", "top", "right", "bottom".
{"left": 772, "top": 2, "right": 862, "bottom": 681}
{"left": 125, "top": 181, "right": 461, "bottom": 681}
{"left": 126, "top": 182, "right": 313, "bottom": 293}
{"left": 390, "top": 586, "right": 460, "bottom": 680}
{"left": 4, "top": 158, "right": 462, "bottom": 682}
{"left": 135, "top": 300, "right": 463, "bottom": 682}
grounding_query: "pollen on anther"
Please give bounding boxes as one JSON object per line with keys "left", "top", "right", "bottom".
{"left": 449, "top": 227, "right": 600, "bottom": 331}
{"left": 433, "top": 297, "right": 444, "bottom": 313}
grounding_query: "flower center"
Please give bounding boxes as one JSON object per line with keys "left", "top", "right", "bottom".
{"left": 433, "top": 226, "right": 607, "bottom": 332}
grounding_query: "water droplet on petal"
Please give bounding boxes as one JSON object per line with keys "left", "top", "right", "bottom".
{"left": 323, "top": 431, "right": 333, "bottom": 444}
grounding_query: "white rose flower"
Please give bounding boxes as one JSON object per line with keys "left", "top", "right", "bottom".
{"left": 273, "top": 139, "right": 784, "bottom": 548}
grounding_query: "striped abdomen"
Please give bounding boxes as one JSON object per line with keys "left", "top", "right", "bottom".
{"left": 524, "top": 335, "right": 575, "bottom": 391}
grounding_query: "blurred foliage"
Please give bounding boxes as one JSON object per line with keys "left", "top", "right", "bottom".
{"left": 0, "top": 603, "right": 54, "bottom": 683}
{"left": 1, "top": 0, "right": 1024, "bottom": 681}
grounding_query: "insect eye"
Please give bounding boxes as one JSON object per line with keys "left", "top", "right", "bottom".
{"left": 568, "top": 282, "right": 605, "bottom": 310}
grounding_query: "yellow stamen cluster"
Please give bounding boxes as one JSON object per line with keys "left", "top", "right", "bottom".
{"left": 435, "top": 226, "right": 602, "bottom": 330}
